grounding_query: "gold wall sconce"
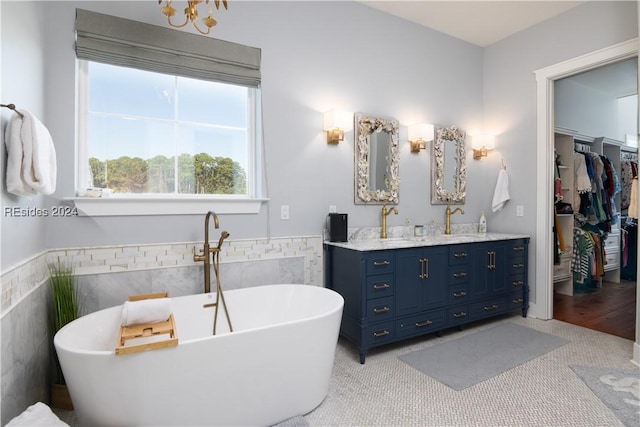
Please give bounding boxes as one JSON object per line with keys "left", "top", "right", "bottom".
{"left": 408, "top": 123, "right": 434, "bottom": 153}
{"left": 323, "top": 110, "right": 353, "bottom": 144}
{"left": 471, "top": 134, "right": 496, "bottom": 159}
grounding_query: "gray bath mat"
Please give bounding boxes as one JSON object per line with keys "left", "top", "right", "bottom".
{"left": 399, "top": 322, "right": 569, "bottom": 390}
{"left": 570, "top": 365, "right": 640, "bottom": 427}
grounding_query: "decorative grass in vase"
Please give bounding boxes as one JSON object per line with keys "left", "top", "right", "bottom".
{"left": 48, "top": 260, "right": 80, "bottom": 409}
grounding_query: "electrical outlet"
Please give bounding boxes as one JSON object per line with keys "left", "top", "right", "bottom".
{"left": 280, "top": 205, "right": 290, "bottom": 220}
{"left": 516, "top": 205, "right": 524, "bottom": 217}
{"left": 329, "top": 205, "right": 337, "bottom": 213}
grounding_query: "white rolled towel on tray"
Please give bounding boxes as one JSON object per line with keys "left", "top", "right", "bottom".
{"left": 121, "top": 298, "right": 172, "bottom": 326}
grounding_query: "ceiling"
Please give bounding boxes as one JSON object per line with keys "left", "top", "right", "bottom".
{"left": 356, "top": 1, "right": 585, "bottom": 47}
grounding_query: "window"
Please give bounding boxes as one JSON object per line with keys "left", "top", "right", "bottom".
{"left": 78, "top": 60, "right": 258, "bottom": 197}
{"left": 72, "top": 9, "right": 263, "bottom": 215}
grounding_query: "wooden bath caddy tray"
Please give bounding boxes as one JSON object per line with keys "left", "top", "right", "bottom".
{"left": 115, "top": 292, "right": 178, "bottom": 356}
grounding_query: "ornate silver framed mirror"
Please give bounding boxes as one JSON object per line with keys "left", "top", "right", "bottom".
{"left": 354, "top": 113, "right": 400, "bottom": 204}
{"left": 431, "top": 125, "right": 466, "bottom": 205}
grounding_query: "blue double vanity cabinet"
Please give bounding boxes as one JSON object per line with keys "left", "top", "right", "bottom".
{"left": 324, "top": 233, "right": 530, "bottom": 363}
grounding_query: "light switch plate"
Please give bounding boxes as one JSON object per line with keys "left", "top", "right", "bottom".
{"left": 280, "top": 205, "right": 290, "bottom": 220}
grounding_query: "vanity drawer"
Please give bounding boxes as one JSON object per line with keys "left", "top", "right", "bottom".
{"left": 365, "top": 253, "right": 394, "bottom": 275}
{"left": 364, "top": 322, "right": 395, "bottom": 347}
{"left": 509, "top": 293, "right": 526, "bottom": 310}
{"left": 365, "top": 297, "right": 394, "bottom": 321}
{"left": 447, "top": 284, "right": 470, "bottom": 305}
{"left": 396, "top": 309, "right": 446, "bottom": 338}
{"left": 448, "top": 265, "right": 469, "bottom": 285}
{"left": 446, "top": 305, "right": 469, "bottom": 326}
{"left": 509, "top": 260, "right": 526, "bottom": 276}
{"left": 366, "top": 274, "right": 394, "bottom": 299}
{"left": 509, "top": 240, "right": 527, "bottom": 256}
{"left": 469, "top": 297, "right": 508, "bottom": 321}
{"left": 449, "top": 245, "right": 472, "bottom": 265}
{"left": 508, "top": 275, "right": 526, "bottom": 292}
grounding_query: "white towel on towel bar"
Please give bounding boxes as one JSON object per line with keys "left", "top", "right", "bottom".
{"left": 492, "top": 168, "right": 510, "bottom": 212}
{"left": 4, "top": 109, "right": 57, "bottom": 196}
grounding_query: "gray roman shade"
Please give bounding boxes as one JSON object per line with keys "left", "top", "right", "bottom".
{"left": 75, "top": 9, "right": 261, "bottom": 88}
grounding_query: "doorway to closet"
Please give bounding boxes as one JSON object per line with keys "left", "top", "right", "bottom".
{"left": 551, "top": 56, "right": 638, "bottom": 341}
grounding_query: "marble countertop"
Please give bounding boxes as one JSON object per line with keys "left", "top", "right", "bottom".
{"left": 324, "top": 232, "right": 530, "bottom": 251}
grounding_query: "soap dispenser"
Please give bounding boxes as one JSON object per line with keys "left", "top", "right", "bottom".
{"left": 478, "top": 211, "right": 487, "bottom": 234}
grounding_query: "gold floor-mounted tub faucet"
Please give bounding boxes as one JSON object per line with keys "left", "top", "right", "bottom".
{"left": 445, "top": 204, "right": 464, "bottom": 235}
{"left": 380, "top": 204, "right": 398, "bottom": 238}
{"left": 194, "top": 211, "right": 219, "bottom": 294}
{"left": 193, "top": 211, "right": 233, "bottom": 334}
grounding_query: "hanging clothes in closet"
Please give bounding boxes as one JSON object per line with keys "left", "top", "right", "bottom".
{"left": 620, "top": 159, "right": 638, "bottom": 212}
{"left": 574, "top": 151, "right": 620, "bottom": 233}
{"left": 571, "top": 148, "right": 621, "bottom": 291}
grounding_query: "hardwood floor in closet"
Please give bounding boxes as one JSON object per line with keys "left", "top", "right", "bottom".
{"left": 553, "top": 279, "right": 636, "bottom": 341}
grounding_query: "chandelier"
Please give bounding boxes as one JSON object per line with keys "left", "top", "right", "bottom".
{"left": 158, "top": 0, "right": 228, "bottom": 35}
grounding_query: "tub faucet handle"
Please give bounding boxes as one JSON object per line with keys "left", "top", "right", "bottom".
{"left": 193, "top": 246, "right": 207, "bottom": 262}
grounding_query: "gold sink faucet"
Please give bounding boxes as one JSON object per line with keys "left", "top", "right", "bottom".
{"left": 445, "top": 204, "right": 464, "bottom": 235}
{"left": 381, "top": 204, "right": 398, "bottom": 238}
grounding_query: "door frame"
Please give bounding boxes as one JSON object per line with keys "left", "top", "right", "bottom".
{"left": 532, "top": 38, "right": 639, "bottom": 320}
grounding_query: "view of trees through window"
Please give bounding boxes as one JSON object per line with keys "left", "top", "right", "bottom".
{"left": 80, "top": 61, "right": 253, "bottom": 196}
{"left": 88, "top": 154, "right": 246, "bottom": 194}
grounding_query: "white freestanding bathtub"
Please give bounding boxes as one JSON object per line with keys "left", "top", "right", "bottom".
{"left": 54, "top": 284, "right": 344, "bottom": 426}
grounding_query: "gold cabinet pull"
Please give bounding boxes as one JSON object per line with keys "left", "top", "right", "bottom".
{"left": 453, "top": 291, "right": 467, "bottom": 298}
{"left": 513, "top": 246, "right": 525, "bottom": 252}
{"left": 373, "top": 329, "right": 390, "bottom": 338}
{"left": 415, "top": 320, "right": 433, "bottom": 327}
{"left": 487, "top": 251, "right": 495, "bottom": 269}
{"left": 512, "top": 298, "right": 524, "bottom": 304}
{"left": 483, "top": 304, "right": 499, "bottom": 311}
{"left": 453, "top": 272, "right": 467, "bottom": 278}
{"left": 453, "top": 252, "right": 468, "bottom": 258}
{"left": 453, "top": 311, "right": 467, "bottom": 318}
{"left": 373, "top": 283, "right": 390, "bottom": 290}
{"left": 373, "top": 306, "right": 390, "bottom": 314}
{"left": 373, "top": 260, "right": 390, "bottom": 266}
{"left": 512, "top": 263, "right": 525, "bottom": 269}
{"left": 418, "top": 258, "right": 429, "bottom": 279}
{"left": 512, "top": 280, "right": 524, "bottom": 287}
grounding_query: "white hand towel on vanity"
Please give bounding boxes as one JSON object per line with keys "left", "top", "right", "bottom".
{"left": 121, "top": 298, "right": 172, "bottom": 326}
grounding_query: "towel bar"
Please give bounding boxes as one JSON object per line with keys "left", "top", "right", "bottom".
{"left": 1, "top": 103, "right": 24, "bottom": 118}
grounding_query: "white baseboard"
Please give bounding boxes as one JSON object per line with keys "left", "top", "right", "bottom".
{"left": 632, "top": 342, "right": 640, "bottom": 367}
